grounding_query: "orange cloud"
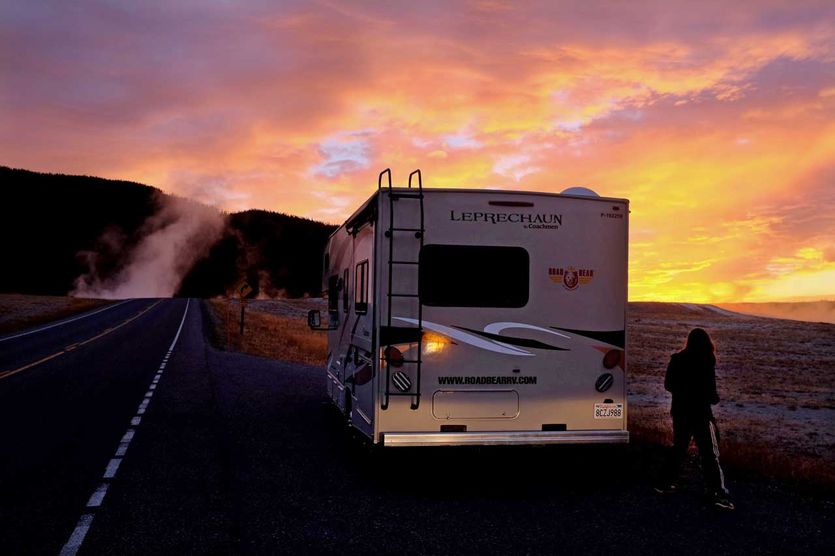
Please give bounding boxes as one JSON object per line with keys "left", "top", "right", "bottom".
{"left": 2, "top": 1, "right": 834, "bottom": 301}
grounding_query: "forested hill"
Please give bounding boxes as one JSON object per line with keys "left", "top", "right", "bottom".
{"left": 181, "top": 209, "right": 336, "bottom": 299}
{"left": 0, "top": 166, "right": 335, "bottom": 298}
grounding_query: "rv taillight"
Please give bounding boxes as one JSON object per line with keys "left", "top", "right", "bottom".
{"left": 602, "top": 349, "right": 621, "bottom": 369}
{"left": 383, "top": 346, "right": 404, "bottom": 368}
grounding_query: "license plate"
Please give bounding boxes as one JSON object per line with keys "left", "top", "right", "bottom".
{"left": 594, "top": 403, "right": 623, "bottom": 419}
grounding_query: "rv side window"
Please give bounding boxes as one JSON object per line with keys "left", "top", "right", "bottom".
{"left": 355, "top": 260, "right": 369, "bottom": 314}
{"left": 420, "top": 245, "right": 529, "bottom": 308}
{"left": 328, "top": 275, "right": 339, "bottom": 314}
{"left": 343, "top": 268, "right": 349, "bottom": 313}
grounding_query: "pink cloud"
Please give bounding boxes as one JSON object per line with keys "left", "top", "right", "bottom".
{"left": 2, "top": 0, "right": 834, "bottom": 300}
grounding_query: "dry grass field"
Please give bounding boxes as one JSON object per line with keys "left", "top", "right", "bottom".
{"left": 208, "top": 299, "right": 835, "bottom": 488}
{"left": 206, "top": 298, "right": 327, "bottom": 366}
{"left": 628, "top": 302, "right": 835, "bottom": 488}
{"left": 0, "top": 294, "right": 112, "bottom": 335}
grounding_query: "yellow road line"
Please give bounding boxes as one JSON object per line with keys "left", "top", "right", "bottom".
{"left": 0, "top": 300, "right": 163, "bottom": 381}
{"left": 0, "top": 352, "right": 66, "bottom": 381}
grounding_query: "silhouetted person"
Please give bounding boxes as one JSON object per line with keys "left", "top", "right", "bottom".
{"left": 655, "top": 328, "right": 734, "bottom": 510}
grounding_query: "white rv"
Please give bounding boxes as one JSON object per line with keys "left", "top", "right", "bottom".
{"left": 308, "top": 169, "right": 629, "bottom": 447}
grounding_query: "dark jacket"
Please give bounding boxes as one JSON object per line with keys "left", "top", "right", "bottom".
{"left": 664, "top": 350, "right": 719, "bottom": 417}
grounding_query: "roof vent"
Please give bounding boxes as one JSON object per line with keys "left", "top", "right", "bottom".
{"left": 560, "top": 186, "right": 599, "bottom": 197}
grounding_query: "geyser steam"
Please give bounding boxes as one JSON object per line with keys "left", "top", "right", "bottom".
{"left": 72, "top": 194, "right": 224, "bottom": 299}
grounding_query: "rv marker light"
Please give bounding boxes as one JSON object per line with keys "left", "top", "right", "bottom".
{"left": 602, "top": 349, "right": 621, "bottom": 369}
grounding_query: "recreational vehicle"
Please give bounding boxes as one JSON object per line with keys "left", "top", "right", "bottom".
{"left": 308, "top": 169, "right": 629, "bottom": 447}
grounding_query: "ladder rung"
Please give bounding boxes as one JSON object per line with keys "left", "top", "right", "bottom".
{"left": 389, "top": 293, "right": 420, "bottom": 298}
{"left": 391, "top": 260, "right": 419, "bottom": 265}
{"left": 386, "top": 391, "right": 421, "bottom": 397}
{"left": 391, "top": 193, "right": 424, "bottom": 199}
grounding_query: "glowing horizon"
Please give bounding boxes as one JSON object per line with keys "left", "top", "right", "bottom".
{"left": 1, "top": 1, "right": 834, "bottom": 303}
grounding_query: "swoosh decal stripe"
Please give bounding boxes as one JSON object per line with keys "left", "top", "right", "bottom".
{"left": 484, "top": 322, "right": 571, "bottom": 339}
{"left": 393, "top": 318, "right": 534, "bottom": 356}
{"left": 455, "top": 326, "right": 570, "bottom": 351}
{"left": 550, "top": 328, "right": 625, "bottom": 348}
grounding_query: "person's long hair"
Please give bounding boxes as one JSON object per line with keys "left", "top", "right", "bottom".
{"left": 683, "top": 327, "right": 716, "bottom": 361}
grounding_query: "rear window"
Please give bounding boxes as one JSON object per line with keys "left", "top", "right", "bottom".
{"left": 419, "top": 244, "right": 529, "bottom": 307}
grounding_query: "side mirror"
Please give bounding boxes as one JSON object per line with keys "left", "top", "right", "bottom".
{"left": 307, "top": 309, "right": 321, "bottom": 329}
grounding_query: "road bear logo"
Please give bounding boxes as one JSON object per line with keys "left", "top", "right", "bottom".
{"left": 563, "top": 269, "right": 579, "bottom": 290}
{"left": 548, "top": 266, "right": 594, "bottom": 290}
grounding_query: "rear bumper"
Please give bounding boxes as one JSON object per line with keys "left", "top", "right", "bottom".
{"left": 381, "top": 429, "right": 629, "bottom": 447}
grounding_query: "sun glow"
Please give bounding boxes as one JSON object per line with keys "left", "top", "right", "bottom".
{"left": 2, "top": 2, "right": 834, "bottom": 302}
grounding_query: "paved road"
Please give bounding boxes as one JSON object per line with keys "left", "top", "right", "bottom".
{"left": 0, "top": 299, "right": 187, "bottom": 554}
{"left": 1, "top": 299, "right": 832, "bottom": 555}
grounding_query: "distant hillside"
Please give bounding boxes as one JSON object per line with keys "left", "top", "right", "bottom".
{"left": 718, "top": 301, "right": 835, "bottom": 325}
{"left": 0, "top": 167, "right": 335, "bottom": 298}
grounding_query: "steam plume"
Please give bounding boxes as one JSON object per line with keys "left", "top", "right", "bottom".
{"left": 72, "top": 194, "right": 224, "bottom": 299}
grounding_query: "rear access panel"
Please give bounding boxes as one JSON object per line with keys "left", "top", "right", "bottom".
{"left": 432, "top": 390, "right": 519, "bottom": 419}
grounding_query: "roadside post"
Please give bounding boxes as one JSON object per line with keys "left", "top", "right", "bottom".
{"left": 238, "top": 281, "right": 252, "bottom": 335}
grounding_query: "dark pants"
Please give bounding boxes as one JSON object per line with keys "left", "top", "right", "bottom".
{"left": 661, "top": 412, "right": 729, "bottom": 495}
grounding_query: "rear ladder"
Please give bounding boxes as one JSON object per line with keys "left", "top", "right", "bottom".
{"left": 380, "top": 168, "right": 424, "bottom": 410}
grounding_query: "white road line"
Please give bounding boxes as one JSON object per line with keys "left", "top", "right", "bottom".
{"left": 167, "top": 301, "right": 189, "bottom": 351}
{"left": 59, "top": 513, "right": 94, "bottom": 556}
{"left": 149, "top": 384, "right": 157, "bottom": 390}
{"left": 86, "top": 484, "right": 109, "bottom": 508}
{"left": 60, "top": 299, "right": 191, "bottom": 556}
{"left": 103, "top": 458, "right": 122, "bottom": 479}
{"left": 0, "top": 300, "right": 131, "bottom": 343}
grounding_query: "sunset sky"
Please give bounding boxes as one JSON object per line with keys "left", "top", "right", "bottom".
{"left": 2, "top": 1, "right": 834, "bottom": 302}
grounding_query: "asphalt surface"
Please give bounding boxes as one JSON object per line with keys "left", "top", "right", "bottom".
{"left": 0, "top": 298, "right": 832, "bottom": 555}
